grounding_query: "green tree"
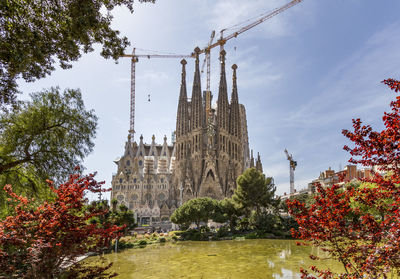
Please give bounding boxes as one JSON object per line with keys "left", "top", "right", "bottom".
{"left": 171, "top": 197, "right": 217, "bottom": 228}
{"left": 89, "top": 201, "right": 136, "bottom": 235}
{"left": 216, "top": 198, "right": 242, "bottom": 232}
{"left": 0, "top": 87, "right": 97, "bottom": 215}
{"left": 233, "top": 168, "right": 277, "bottom": 218}
{"left": 0, "top": 0, "right": 154, "bottom": 107}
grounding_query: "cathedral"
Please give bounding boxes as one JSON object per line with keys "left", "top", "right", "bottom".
{"left": 111, "top": 49, "right": 262, "bottom": 225}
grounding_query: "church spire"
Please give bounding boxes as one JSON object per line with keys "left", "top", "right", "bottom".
{"left": 217, "top": 50, "right": 229, "bottom": 131}
{"left": 256, "top": 152, "right": 263, "bottom": 173}
{"left": 191, "top": 47, "right": 204, "bottom": 130}
{"left": 229, "top": 64, "right": 241, "bottom": 138}
{"left": 176, "top": 59, "right": 189, "bottom": 137}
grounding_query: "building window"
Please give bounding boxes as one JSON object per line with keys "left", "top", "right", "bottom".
{"left": 139, "top": 160, "right": 143, "bottom": 166}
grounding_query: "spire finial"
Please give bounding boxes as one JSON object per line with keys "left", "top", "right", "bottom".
{"left": 232, "top": 64, "right": 237, "bottom": 81}
{"left": 181, "top": 59, "right": 187, "bottom": 78}
{"left": 152, "top": 134, "right": 155, "bottom": 142}
{"left": 140, "top": 134, "right": 143, "bottom": 141}
{"left": 220, "top": 49, "right": 226, "bottom": 64}
{"left": 194, "top": 47, "right": 201, "bottom": 63}
{"left": 164, "top": 135, "right": 167, "bottom": 142}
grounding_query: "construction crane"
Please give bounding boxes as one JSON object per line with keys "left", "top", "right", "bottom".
{"left": 284, "top": 149, "right": 297, "bottom": 194}
{"left": 195, "top": 0, "right": 302, "bottom": 94}
{"left": 201, "top": 30, "right": 215, "bottom": 93}
{"left": 121, "top": 48, "right": 192, "bottom": 140}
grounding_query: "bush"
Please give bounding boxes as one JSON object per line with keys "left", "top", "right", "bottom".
{"left": 159, "top": 237, "right": 166, "bottom": 243}
{"left": 216, "top": 226, "right": 229, "bottom": 238}
{"left": 118, "top": 241, "right": 134, "bottom": 250}
{"left": 137, "top": 240, "right": 147, "bottom": 246}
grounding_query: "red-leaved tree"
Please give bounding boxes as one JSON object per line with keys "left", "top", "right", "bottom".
{"left": 0, "top": 170, "right": 122, "bottom": 278}
{"left": 288, "top": 79, "right": 400, "bottom": 278}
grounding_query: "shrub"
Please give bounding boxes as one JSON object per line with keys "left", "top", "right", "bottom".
{"left": 158, "top": 237, "right": 166, "bottom": 243}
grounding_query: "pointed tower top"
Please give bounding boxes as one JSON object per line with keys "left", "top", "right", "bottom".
{"left": 217, "top": 48, "right": 229, "bottom": 131}
{"left": 152, "top": 134, "right": 155, "bottom": 142}
{"left": 191, "top": 46, "right": 203, "bottom": 130}
{"left": 220, "top": 49, "right": 226, "bottom": 64}
{"left": 180, "top": 59, "right": 187, "bottom": 80}
{"left": 140, "top": 134, "right": 143, "bottom": 141}
{"left": 164, "top": 135, "right": 167, "bottom": 142}
{"left": 231, "top": 64, "right": 238, "bottom": 103}
{"left": 179, "top": 58, "right": 188, "bottom": 100}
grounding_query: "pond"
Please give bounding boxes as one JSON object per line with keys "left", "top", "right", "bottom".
{"left": 85, "top": 239, "right": 343, "bottom": 278}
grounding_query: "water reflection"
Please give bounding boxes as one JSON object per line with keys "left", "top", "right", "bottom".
{"left": 85, "top": 239, "right": 343, "bottom": 279}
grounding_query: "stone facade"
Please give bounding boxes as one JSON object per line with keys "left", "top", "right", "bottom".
{"left": 111, "top": 135, "right": 177, "bottom": 225}
{"left": 111, "top": 49, "right": 262, "bottom": 224}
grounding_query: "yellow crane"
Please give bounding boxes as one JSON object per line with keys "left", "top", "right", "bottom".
{"left": 121, "top": 0, "right": 302, "bottom": 140}
{"left": 196, "top": 0, "right": 302, "bottom": 100}
{"left": 284, "top": 149, "right": 297, "bottom": 194}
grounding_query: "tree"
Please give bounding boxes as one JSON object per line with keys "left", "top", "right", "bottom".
{"left": 233, "top": 168, "right": 276, "bottom": 218}
{"left": 0, "top": 0, "right": 154, "bottom": 107}
{"left": 215, "top": 198, "right": 242, "bottom": 232}
{"left": 88, "top": 201, "right": 136, "bottom": 235}
{"left": 0, "top": 87, "right": 97, "bottom": 215}
{"left": 0, "top": 171, "right": 122, "bottom": 278}
{"left": 112, "top": 204, "right": 136, "bottom": 234}
{"left": 171, "top": 197, "right": 217, "bottom": 228}
{"left": 287, "top": 78, "right": 400, "bottom": 278}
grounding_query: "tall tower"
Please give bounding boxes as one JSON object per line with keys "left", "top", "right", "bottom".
{"left": 176, "top": 59, "right": 189, "bottom": 141}
{"left": 190, "top": 47, "right": 205, "bottom": 195}
{"left": 173, "top": 49, "right": 256, "bottom": 203}
{"left": 216, "top": 50, "right": 230, "bottom": 134}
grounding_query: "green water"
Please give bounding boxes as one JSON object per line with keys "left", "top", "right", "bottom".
{"left": 86, "top": 239, "right": 343, "bottom": 279}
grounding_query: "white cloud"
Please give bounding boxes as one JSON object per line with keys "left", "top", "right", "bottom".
{"left": 283, "top": 21, "right": 400, "bottom": 129}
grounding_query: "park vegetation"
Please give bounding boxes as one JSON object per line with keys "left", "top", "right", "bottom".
{"left": 0, "top": 0, "right": 154, "bottom": 108}
{"left": 0, "top": 0, "right": 154, "bottom": 277}
{"left": 0, "top": 171, "right": 121, "bottom": 278}
{"left": 170, "top": 168, "right": 295, "bottom": 240}
{"left": 287, "top": 78, "right": 400, "bottom": 278}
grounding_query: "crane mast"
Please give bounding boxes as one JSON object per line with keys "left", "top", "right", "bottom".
{"left": 121, "top": 0, "right": 302, "bottom": 141}
{"left": 122, "top": 49, "right": 192, "bottom": 140}
{"left": 195, "top": 0, "right": 302, "bottom": 89}
{"left": 284, "top": 149, "right": 297, "bottom": 194}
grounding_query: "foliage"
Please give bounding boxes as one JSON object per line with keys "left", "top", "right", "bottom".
{"left": 0, "top": 87, "right": 97, "bottom": 216}
{"left": 287, "top": 78, "right": 400, "bottom": 278}
{"left": 0, "top": 171, "right": 121, "bottom": 278}
{"left": 170, "top": 197, "right": 218, "bottom": 228}
{"left": 88, "top": 200, "right": 136, "bottom": 236}
{"left": 0, "top": 0, "right": 154, "bottom": 107}
{"left": 233, "top": 168, "right": 277, "bottom": 218}
{"left": 215, "top": 198, "right": 242, "bottom": 232}
{"left": 279, "top": 193, "right": 314, "bottom": 214}
{"left": 250, "top": 212, "right": 282, "bottom": 233}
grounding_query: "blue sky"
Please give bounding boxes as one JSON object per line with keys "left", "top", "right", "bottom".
{"left": 18, "top": 0, "right": 400, "bottom": 199}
